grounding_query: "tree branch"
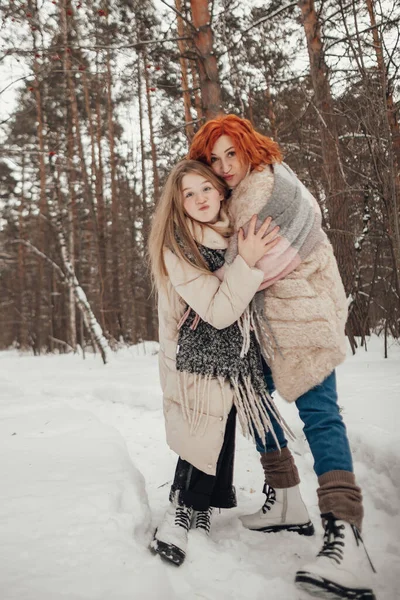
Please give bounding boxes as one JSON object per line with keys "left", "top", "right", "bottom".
{"left": 242, "top": 1, "right": 298, "bottom": 35}
{"left": 325, "top": 17, "right": 400, "bottom": 52}
{"left": 0, "top": 75, "right": 34, "bottom": 97}
{"left": 161, "top": 118, "right": 204, "bottom": 137}
{"left": 0, "top": 37, "right": 192, "bottom": 59}
{"left": 159, "top": 0, "right": 196, "bottom": 31}
{"left": 218, "top": 1, "right": 298, "bottom": 58}
{"left": 9, "top": 240, "right": 66, "bottom": 280}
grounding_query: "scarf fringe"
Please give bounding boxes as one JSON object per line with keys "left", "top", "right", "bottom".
{"left": 177, "top": 306, "right": 191, "bottom": 330}
{"left": 177, "top": 306, "right": 200, "bottom": 332}
{"left": 237, "top": 306, "right": 252, "bottom": 358}
{"left": 176, "top": 294, "right": 290, "bottom": 447}
{"left": 177, "top": 370, "right": 295, "bottom": 448}
{"left": 231, "top": 375, "right": 295, "bottom": 448}
{"left": 177, "top": 372, "right": 215, "bottom": 437}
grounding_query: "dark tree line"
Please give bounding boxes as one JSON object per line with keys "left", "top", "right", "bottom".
{"left": 0, "top": 0, "right": 399, "bottom": 358}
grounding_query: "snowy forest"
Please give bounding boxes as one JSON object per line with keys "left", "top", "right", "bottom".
{"left": 0, "top": 0, "right": 399, "bottom": 358}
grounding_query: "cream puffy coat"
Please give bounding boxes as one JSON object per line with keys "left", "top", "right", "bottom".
{"left": 229, "top": 166, "right": 348, "bottom": 402}
{"left": 158, "top": 222, "right": 264, "bottom": 475}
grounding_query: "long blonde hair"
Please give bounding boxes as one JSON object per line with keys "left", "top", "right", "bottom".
{"left": 148, "top": 160, "right": 231, "bottom": 291}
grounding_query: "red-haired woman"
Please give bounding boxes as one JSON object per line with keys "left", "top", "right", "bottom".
{"left": 189, "top": 115, "right": 376, "bottom": 600}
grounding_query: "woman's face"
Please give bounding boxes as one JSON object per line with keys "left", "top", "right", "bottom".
{"left": 210, "top": 135, "right": 249, "bottom": 188}
{"left": 181, "top": 172, "right": 223, "bottom": 224}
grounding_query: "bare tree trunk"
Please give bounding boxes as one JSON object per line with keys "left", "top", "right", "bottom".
{"left": 60, "top": 0, "right": 77, "bottom": 350}
{"left": 298, "top": 0, "right": 354, "bottom": 294}
{"left": 128, "top": 144, "right": 140, "bottom": 343}
{"left": 105, "top": 49, "right": 123, "bottom": 339}
{"left": 81, "top": 68, "right": 107, "bottom": 330}
{"left": 94, "top": 65, "right": 108, "bottom": 332}
{"left": 29, "top": 21, "right": 48, "bottom": 354}
{"left": 365, "top": 0, "right": 400, "bottom": 265}
{"left": 221, "top": 1, "right": 245, "bottom": 118}
{"left": 137, "top": 58, "right": 155, "bottom": 340}
{"left": 52, "top": 160, "right": 111, "bottom": 362}
{"left": 175, "top": 0, "right": 195, "bottom": 141}
{"left": 182, "top": 1, "right": 203, "bottom": 124}
{"left": 143, "top": 49, "right": 160, "bottom": 204}
{"left": 66, "top": 120, "right": 77, "bottom": 350}
{"left": 17, "top": 154, "right": 28, "bottom": 348}
{"left": 190, "top": 0, "right": 223, "bottom": 119}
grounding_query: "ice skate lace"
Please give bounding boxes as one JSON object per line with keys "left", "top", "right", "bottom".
{"left": 319, "top": 514, "right": 376, "bottom": 573}
{"left": 195, "top": 508, "right": 213, "bottom": 534}
{"left": 261, "top": 484, "right": 276, "bottom": 514}
{"left": 175, "top": 505, "right": 192, "bottom": 530}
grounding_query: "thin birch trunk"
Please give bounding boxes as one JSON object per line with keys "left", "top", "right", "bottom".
{"left": 60, "top": 0, "right": 77, "bottom": 350}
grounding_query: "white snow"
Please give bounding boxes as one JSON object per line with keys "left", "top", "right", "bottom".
{"left": 0, "top": 337, "right": 399, "bottom": 600}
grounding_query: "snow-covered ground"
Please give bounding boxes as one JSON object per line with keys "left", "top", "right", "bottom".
{"left": 0, "top": 337, "right": 399, "bottom": 600}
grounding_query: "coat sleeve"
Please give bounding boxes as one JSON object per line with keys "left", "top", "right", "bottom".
{"left": 164, "top": 249, "right": 263, "bottom": 330}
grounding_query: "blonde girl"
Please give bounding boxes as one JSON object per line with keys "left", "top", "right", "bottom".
{"left": 148, "top": 159, "right": 280, "bottom": 566}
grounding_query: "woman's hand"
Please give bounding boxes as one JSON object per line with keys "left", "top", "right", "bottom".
{"left": 238, "top": 215, "right": 280, "bottom": 268}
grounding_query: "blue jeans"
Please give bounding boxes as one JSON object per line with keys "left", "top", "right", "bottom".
{"left": 256, "top": 361, "right": 353, "bottom": 477}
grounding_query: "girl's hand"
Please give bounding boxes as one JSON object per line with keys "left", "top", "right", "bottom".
{"left": 238, "top": 215, "right": 280, "bottom": 268}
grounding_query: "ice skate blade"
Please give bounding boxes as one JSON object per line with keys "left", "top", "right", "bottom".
{"left": 295, "top": 572, "right": 376, "bottom": 600}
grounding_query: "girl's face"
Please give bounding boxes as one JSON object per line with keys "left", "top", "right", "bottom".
{"left": 210, "top": 135, "right": 249, "bottom": 188}
{"left": 181, "top": 172, "right": 224, "bottom": 224}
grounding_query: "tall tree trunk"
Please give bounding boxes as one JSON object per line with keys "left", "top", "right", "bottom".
{"left": 143, "top": 50, "right": 160, "bottom": 205}
{"left": 175, "top": 0, "right": 195, "bottom": 140}
{"left": 365, "top": 0, "right": 400, "bottom": 264}
{"left": 94, "top": 64, "right": 108, "bottom": 332}
{"left": 190, "top": 0, "right": 223, "bottom": 119}
{"left": 298, "top": 0, "right": 353, "bottom": 294}
{"left": 222, "top": 1, "right": 245, "bottom": 118}
{"left": 183, "top": 1, "right": 203, "bottom": 124}
{"left": 81, "top": 68, "right": 106, "bottom": 329}
{"left": 18, "top": 155, "right": 28, "bottom": 348}
{"left": 105, "top": 49, "right": 123, "bottom": 339}
{"left": 128, "top": 144, "right": 140, "bottom": 343}
{"left": 60, "top": 0, "right": 78, "bottom": 350}
{"left": 137, "top": 58, "right": 155, "bottom": 340}
{"left": 63, "top": 117, "right": 77, "bottom": 350}
{"left": 29, "top": 11, "right": 48, "bottom": 354}
{"left": 51, "top": 160, "right": 111, "bottom": 363}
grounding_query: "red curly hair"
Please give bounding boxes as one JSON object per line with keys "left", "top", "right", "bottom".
{"left": 188, "top": 114, "right": 283, "bottom": 170}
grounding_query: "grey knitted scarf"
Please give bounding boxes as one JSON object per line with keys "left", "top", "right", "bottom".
{"left": 175, "top": 244, "right": 293, "bottom": 447}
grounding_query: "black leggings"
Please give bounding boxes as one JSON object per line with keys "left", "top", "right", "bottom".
{"left": 169, "top": 407, "right": 237, "bottom": 511}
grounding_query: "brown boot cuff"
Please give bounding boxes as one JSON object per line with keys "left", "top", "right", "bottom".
{"left": 260, "top": 447, "right": 300, "bottom": 489}
{"left": 318, "top": 470, "right": 364, "bottom": 531}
